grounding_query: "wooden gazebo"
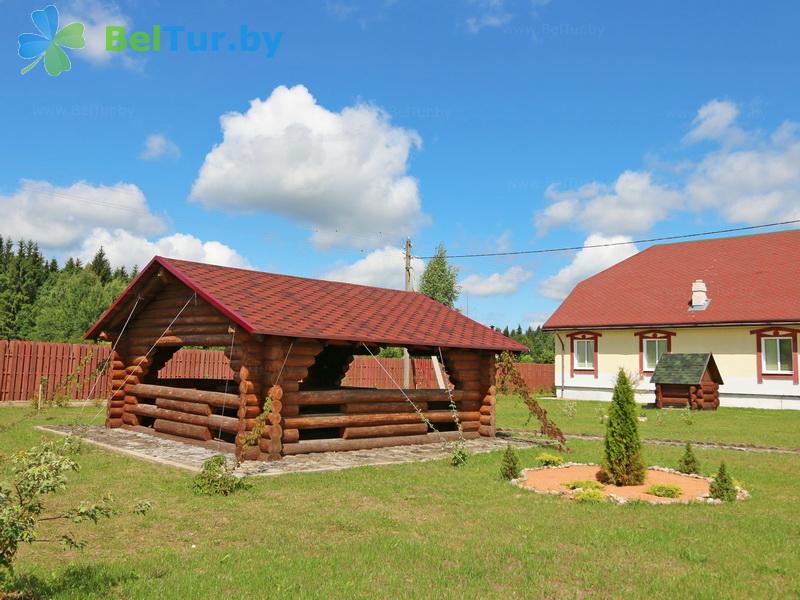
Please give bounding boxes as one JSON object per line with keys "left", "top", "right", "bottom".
{"left": 85, "top": 257, "right": 526, "bottom": 460}
{"left": 651, "top": 353, "right": 723, "bottom": 410}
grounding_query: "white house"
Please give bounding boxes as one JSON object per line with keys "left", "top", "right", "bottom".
{"left": 543, "top": 230, "right": 800, "bottom": 409}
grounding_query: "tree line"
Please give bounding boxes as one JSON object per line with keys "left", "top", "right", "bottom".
{"left": 0, "top": 238, "right": 135, "bottom": 343}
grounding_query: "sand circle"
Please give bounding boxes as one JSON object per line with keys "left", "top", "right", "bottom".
{"left": 515, "top": 463, "right": 728, "bottom": 504}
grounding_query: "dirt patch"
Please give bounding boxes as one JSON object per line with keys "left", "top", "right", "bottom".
{"left": 517, "top": 464, "right": 711, "bottom": 503}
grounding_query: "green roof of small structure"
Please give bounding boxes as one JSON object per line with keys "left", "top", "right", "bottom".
{"left": 651, "top": 353, "right": 723, "bottom": 385}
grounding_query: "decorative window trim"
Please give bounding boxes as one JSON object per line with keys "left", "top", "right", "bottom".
{"left": 750, "top": 327, "right": 799, "bottom": 385}
{"left": 634, "top": 330, "right": 675, "bottom": 375}
{"left": 567, "top": 331, "right": 601, "bottom": 378}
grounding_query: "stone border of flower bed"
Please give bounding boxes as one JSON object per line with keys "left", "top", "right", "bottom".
{"left": 511, "top": 462, "right": 749, "bottom": 505}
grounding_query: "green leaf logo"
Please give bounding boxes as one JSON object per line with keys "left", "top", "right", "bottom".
{"left": 18, "top": 5, "right": 85, "bottom": 77}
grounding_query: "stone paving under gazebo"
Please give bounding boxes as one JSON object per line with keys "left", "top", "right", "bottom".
{"left": 37, "top": 425, "right": 529, "bottom": 476}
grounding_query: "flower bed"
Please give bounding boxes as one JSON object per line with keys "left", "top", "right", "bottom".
{"left": 513, "top": 463, "right": 749, "bottom": 504}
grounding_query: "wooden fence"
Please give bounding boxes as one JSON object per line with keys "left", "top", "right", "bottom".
{"left": 0, "top": 341, "right": 554, "bottom": 402}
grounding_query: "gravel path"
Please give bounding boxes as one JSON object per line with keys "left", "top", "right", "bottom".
{"left": 498, "top": 428, "right": 800, "bottom": 455}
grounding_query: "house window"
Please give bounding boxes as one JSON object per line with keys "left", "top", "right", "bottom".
{"left": 575, "top": 339, "right": 595, "bottom": 370}
{"left": 643, "top": 338, "right": 668, "bottom": 371}
{"left": 762, "top": 337, "right": 793, "bottom": 374}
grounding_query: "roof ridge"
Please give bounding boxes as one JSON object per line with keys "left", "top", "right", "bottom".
{"left": 158, "top": 256, "right": 423, "bottom": 296}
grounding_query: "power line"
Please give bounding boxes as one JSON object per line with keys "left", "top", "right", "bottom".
{"left": 413, "top": 219, "right": 800, "bottom": 259}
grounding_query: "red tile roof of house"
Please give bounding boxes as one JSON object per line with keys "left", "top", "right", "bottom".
{"left": 543, "top": 230, "right": 800, "bottom": 330}
{"left": 86, "top": 256, "right": 526, "bottom": 352}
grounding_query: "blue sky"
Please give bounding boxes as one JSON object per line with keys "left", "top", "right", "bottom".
{"left": 3, "top": 0, "right": 799, "bottom": 329}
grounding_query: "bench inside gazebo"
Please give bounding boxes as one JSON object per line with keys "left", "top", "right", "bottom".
{"left": 85, "top": 257, "right": 526, "bottom": 460}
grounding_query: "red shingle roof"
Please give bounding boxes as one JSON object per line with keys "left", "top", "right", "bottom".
{"left": 87, "top": 256, "right": 526, "bottom": 352}
{"left": 544, "top": 230, "right": 800, "bottom": 330}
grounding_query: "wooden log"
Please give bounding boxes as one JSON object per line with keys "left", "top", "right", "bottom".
{"left": 344, "top": 402, "right": 427, "bottom": 414}
{"left": 479, "top": 404, "right": 493, "bottom": 415}
{"left": 207, "top": 414, "right": 241, "bottom": 434}
{"left": 153, "top": 334, "right": 241, "bottom": 347}
{"left": 129, "top": 383, "right": 240, "bottom": 408}
{"left": 281, "top": 428, "right": 300, "bottom": 443}
{"left": 478, "top": 424, "right": 495, "bottom": 437}
{"left": 156, "top": 398, "right": 212, "bottom": 416}
{"left": 343, "top": 423, "right": 428, "bottom": 439}
{"left": 154, "top": 419, "right": 212, "bottom": 441}
{"left": 108, "top": 407, "right": 124, "bottom": 418}
{"left": 107, "top": 418, "right": 124, "bottom": 428}
{"left": 121, "top": 412, "right": 138, "bottom": 426}
{"left": 284, "top": 411, "right": 480, "bottom": 430}
{"left": 283, "top": 431, "right": 480, "bottom": 455}
{"left": 461, "top": 421, "right": 479, "bottom": 432}
{"left": 479, "top": 414, "right": 492, "bottom": 426}
{"left": 132, "top": 404, "right": 239, "bottom": 433}
{"left": 283, "top": 389, "right": 480, "bottom": 406}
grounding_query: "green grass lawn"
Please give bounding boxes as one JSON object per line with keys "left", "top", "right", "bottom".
{"left": 497, "top": 395, "right": 800, "bottom": 449}
{"left": 2, "top": 407, "right": 799, "bottom": 599}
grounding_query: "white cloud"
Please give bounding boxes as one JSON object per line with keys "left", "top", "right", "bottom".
{"left": 684, "top": 99, "right": 744, "bottom": 145}
{"left": 466, "top": 12, "right": 512, "bottom": 33}
{"left": 61, "top": 0, "right": 141, "bottom": 69}
{"left": 537, "top": 171, "right": 681, "bottom": 235}
{"left": 495, "top": 230, "right": 512, "bottom": 252}
{"left": 0, "top": 180, "right": 246, "bottom": 271}
{"left": 78, "top": 229, "right": 249, "bottom": 270}
{"left": 190, "top": 85, "right": 427, "bottom": 248}
{"left": 686, "top": 126, "right": 800, "bottom": 224}
{"left": 140, "top": 133, "right": 180, "bottom": 160}
{"left": 323, "top": 246, "right": 424, "bottom": 290}
{"left": 460, "top": 266, "right": 531, "bottom": 296}
{"left": 539, "top": 234, "right": 637, "bottom": 300}
{"left": 0, "top": 180, "right": 163, "bottom": 249}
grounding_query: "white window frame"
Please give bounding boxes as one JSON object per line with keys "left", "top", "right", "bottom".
{"left": 643, "top": 338, "right": 668, "bottom": 372}
{"left": 762, "top": 337, "right": 794, "bottom": 375}
{"left": 574, "top": 339, "right": 594, "bottom": 370}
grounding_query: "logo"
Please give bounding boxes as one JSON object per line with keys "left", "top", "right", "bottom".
{"left": 18, "top": 5, "right": 85, "bottom": 77}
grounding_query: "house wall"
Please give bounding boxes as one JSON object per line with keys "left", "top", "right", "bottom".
{"left": 553, "top": 326, "right": 800, "bottom": 410}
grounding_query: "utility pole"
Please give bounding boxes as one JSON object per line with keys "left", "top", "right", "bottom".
{"left": 403, "top": 238, "right": 412, "bottom": 388}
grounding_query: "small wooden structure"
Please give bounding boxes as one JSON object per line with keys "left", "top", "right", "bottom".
{"left": 651, "top": 353, "right": 723, "bottom": 410}
{"left": 85, "top": 257, "right": 526, "bottom": 460}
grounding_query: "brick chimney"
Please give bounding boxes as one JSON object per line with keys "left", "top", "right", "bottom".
{"left": 690, "top": 279, "right": 709, "bottom": 310}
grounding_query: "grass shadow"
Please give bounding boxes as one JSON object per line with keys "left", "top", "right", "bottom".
{"left": 2, "top": 564, "right": 138, "bottom": 599}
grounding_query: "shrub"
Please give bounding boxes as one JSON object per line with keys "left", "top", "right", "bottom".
{"left": 574, "top": 488, "right": 607, "bottom": 503}
{"left": 647, "top": 484, "right": 682, "bottom": 498}
{"left": 450, "top": 444, "right": 470, "bottom": 467}
{"left": 0, "top": 437, "right": 114, "bottom": 573}
{"left": 709, "top": 462, "right": 736, "bottom": 502}
{"left": 677, "top": 442, "right": 700, "bottom": 474}
{"left": 564, "top": 480, "right": 604, "bottom": 491}
{"left": 602, "top": 369, "right": 646, "bottom": 486}
{"left": 536, "top": 452, "right": 563, "bottom": 467}
{"left": 561, "top": 400, "right": 577, "bottom": 419}
{"left": 193, "top": 455, "right": 249, "bottom": 496}
{"left": 499, "top": 444, "right": 521, "bottom": 480}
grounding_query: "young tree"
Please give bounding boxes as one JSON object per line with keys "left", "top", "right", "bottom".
{"left": 602, "top": 369, "right": 646, "bottom": 485}
{"left": 677, "top": 442, "right": 700, "bottom": 474}
{"left": 418, "top": 243, "right": 459, "bottom": 308}
{"left": 709, "top": 462, "right": 736, "bottom": 502}
{"left": 500, "top": 443, "right": 521, "bottom": 480}
{"left": 0, "top": 437, "right": 114, "bottom": 573}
